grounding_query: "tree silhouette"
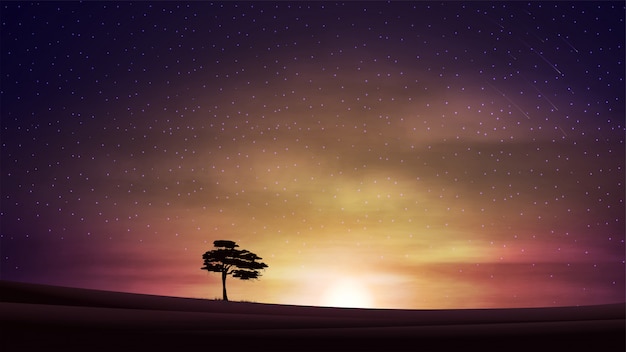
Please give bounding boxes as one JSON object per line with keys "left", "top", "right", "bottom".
{"left": 201, "top": 240, "right": 268, "bottom": 301}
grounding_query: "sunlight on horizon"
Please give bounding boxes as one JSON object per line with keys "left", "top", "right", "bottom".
{"left": 320, "top": 279, "right": 375, "bottom": 308}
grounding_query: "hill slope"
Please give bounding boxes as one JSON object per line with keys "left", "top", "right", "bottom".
{"left": 1, "top": 280, "right": 624, "bottom": 351}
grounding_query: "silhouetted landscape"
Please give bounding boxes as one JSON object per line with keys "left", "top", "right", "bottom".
{"left": 1, "top": 280, "right": 623, "bottom": 351}
{"left": 2, "top": 3, "right": 625, "bottom": 341}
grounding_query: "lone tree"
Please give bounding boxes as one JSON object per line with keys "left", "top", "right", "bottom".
{"left": 201, "top": 240, "right": 268, "bottom": 301}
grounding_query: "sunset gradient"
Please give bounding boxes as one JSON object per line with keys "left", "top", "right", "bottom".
{"left": 1, "top": 1, "right": 624, "bottom": 309}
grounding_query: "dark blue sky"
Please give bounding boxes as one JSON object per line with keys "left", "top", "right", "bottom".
{"left": 1, "top": 2, "right": 624, "bottom": 308}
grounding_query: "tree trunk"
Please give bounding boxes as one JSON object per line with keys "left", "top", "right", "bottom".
{"left": 222, "top": 271, "right": 228, "bottom": 301}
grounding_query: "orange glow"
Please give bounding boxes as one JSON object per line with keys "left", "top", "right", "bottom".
{"left": 320, "top": 278, "right": 375, "bottom": 308}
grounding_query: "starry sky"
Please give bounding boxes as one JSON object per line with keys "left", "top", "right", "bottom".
{"left": 1, "top": 1, "right": 624, "bottom": 309}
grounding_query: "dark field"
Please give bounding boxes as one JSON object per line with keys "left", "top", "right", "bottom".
{"left": 1, "top": 280, "right": 623, "bottom": 351}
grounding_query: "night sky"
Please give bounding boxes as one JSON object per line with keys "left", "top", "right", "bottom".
{"left": 1, "top": 1, "right": 624, "bottom": 309}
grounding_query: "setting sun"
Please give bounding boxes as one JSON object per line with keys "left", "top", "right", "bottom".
{"left": 320, "top": 279, "right": 375, "bottom": 308}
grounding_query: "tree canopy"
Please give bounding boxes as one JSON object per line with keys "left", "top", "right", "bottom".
{"left": 201, "top": 240, "right": 268, "bottom": 301}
